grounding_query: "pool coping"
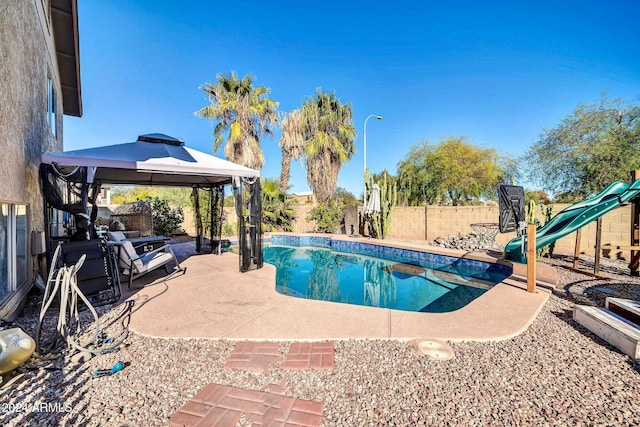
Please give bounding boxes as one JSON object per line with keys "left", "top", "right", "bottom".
{"left": 267, "top": 233, "right": 557, "bottom": 287}
{"left": 126, "top": 235, "right": 553, "bottom": 343}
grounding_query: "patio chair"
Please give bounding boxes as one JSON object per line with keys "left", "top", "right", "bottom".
{"left": 107, "top": 232, "right": 186, "bottom": 289}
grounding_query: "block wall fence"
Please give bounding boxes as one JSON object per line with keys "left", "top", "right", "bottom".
{"left": 182, "top": 203, "right": 634, "bottom": 260}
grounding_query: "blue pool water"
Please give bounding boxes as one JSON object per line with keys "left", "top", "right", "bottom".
{"left": 263, "top": 244, "right": 510, "bottom": 313}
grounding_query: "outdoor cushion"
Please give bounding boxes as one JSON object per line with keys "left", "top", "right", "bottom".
{"left": 137, "top": 251, "right": 173, "bottom": 274}
{"left": 119, "top": 240, "right": 144, "bottom": 272}
{"left": 123, "top": 243, "right": 185, "bottom": 289}
{"left": 107, "top": 231, "right": 127, "bottom": 242}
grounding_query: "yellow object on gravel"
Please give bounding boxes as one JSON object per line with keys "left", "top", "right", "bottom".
{"left": 0, "top": 327, "right": 36, "bottom": 374}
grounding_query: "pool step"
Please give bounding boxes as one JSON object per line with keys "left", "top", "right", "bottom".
{"left": 605, "top": 297, "right": 640, "bottom": 326}
{"left": 573, "top": 304, "right": 640, "bottom": 361}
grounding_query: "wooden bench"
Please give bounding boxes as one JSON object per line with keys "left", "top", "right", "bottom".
{"left": 573, "top": 304, "right": 640, "bottom": 360}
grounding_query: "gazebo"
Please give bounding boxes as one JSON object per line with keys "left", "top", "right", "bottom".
{"left": 40, "top": 133, "right": 263, "bottom": 272}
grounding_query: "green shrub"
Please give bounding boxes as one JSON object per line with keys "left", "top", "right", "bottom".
{"left": 222, "top": 222, "right": 236, "bottom": 236}
{"left": 261, "top": 178, "right": 296, "bottom": 232}
{"left": 307, "top": 199, "right": 344, "bottom": 233}
{"left": 150, "top": 197, "right": 184, "bottom": 237}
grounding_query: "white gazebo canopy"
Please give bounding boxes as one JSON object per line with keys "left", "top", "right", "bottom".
{"left": 41, "top": 133, "right": 259, "bottom": 186}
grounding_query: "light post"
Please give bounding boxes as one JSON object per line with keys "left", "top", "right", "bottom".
{"left": 363, "top": 114, "right": 383, "bottom": 228}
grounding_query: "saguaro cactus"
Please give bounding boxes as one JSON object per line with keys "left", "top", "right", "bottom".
{"left": 366, "top": 171, "right": 397, "bottom": 239}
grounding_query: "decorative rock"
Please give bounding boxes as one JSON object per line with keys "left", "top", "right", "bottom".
{"left": 71, "top": 351, "right": 93, "bottom": 364}
{"left": 430, "top": 232, "right": 502, "bottom": 251}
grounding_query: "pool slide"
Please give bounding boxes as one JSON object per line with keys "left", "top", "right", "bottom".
{"left": 504, "top": 179, "right": 640, "bottom": 263}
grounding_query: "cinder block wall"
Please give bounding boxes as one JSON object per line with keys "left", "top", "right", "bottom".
{"left": 422, "top": 205, "right": 507, "bottom": 242}
{"left": 291, "top": 203, "right": 316, "bottom": 232}
{"left": 384, "top": 203, "right": 633, "bottom": 259}
{"left": 183, "top": 206, "right": 238, "bottom": 236}
{"left": 387, "top": 207, "right": 427, "bottom": 240}
{"left": 550, "top": 203, "right": 632, "bottom": 260}
{"left": 181, "top": 202, "right": 635, "bottom": 259}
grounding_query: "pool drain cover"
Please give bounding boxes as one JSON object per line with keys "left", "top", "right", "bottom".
{"left": 409, "top": 339, "right": 455, "bottom": 360}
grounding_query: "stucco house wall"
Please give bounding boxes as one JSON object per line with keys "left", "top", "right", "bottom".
{"left": 0, "top": 0, "right": 77, "bottom": 319}
{"left": 1, "top": 0, "right": 62, "bottom": 225}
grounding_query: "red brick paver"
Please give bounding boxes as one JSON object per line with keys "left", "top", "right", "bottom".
{"left": 224, "top": 341, "right": 282, "bottom": 374}
{"left": 169, "top": 383, "right": 324, "bottom": 427}
{"left": 281, "top": 342, "right": 334, "bottom": 370}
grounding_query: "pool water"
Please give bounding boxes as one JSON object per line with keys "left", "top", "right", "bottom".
{"left": 263, "top": 245, "right": 508, "bottom": 313}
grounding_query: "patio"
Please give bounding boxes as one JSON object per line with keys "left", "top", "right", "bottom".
{"left": 123, "top": 238, "right": 551, "bottom": 342}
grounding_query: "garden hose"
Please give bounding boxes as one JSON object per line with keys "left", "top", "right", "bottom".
{"left": 35, "top": 247, "right": 128, "bottom": 357}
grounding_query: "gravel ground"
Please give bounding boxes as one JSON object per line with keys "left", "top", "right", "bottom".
{"left": 2, "top": 247, "right": 640, "bottom": 426}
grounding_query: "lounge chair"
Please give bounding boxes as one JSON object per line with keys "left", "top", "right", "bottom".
{"left": 106, "top": 232, "right": 186, "bottom": 289}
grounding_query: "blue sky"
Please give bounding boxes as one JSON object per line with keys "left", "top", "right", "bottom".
{"left": 64, "top": 0, "right": 640, "bottom": 197}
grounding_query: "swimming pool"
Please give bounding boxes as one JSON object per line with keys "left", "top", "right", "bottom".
{"left": 262, "top": 235, "right": 511, "bottom": 313}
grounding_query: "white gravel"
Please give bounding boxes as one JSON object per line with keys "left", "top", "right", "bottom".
{"left": 2, "top": 251, "right": 640, "bottom": 426}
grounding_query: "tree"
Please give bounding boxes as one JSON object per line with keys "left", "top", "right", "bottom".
{"left": 524, "top": 189, "right": 552, "bottom": 204}
{"left": 299, "top": 90, "right": 356, "bottom": 203}
{"left": 523, "top": 97, "right": 640, "bottom": 197}
{"left": 371, "top": 169, "right": 397, "bottom": 186}
{"left": 195, "top": 72, "right": 278, "bottom": 169}
{"left": 261, "top": 178, "right": 296, "bottom": 232}
{"left": 306, "top": 198, "right": 344, "bottom": 233}
{"left": 498, "top": 154, "right": 520, "bottom": 187}
{"left": 278, "top": 109, "right": 304, "bottom": 193}
{"left": 150, "top": 197, "right": 184, "bottom": 236}
{"left": 110, "top": 186, "right": 192, "bottom": 207}
{"left": 397, "top": 137, "right": 505, "bottom": 205}
{"left": 334, "top": 187, "right": 359, "bottom": 207}
{"left": 397, "top": 145, "right": 439, "bottom": 206}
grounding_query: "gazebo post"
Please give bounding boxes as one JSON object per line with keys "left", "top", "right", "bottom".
{"left": 192, "top": 186, "right": 202, "bottom": 253}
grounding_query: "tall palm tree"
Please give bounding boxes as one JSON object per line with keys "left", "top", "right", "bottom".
{"left": 300, "top": 90, "right": 356, "bottom": 202}
{"left": 195, "top": 72, "right": 278, "bottom": 170}
{"left": 278, "top": 109, "right": 304, "bottom": 194}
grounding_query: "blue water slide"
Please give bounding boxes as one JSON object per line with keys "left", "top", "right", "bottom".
{"left": 504, "top": 180, "right": 640, "bottom": 263}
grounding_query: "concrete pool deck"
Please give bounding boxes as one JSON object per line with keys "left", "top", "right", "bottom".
{"left": 124, "top": 238, "right": 553, "bottom": 342}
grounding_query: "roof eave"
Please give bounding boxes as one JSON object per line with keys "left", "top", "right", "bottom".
{"left": 51, "top": 0, "right": 82, "bottom": 117}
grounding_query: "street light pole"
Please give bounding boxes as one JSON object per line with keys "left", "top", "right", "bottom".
{"left": 363, "top": 114, "right": 383, "bottom": 230}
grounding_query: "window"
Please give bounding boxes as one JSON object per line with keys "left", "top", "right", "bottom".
{"left": 0, "top": 204, "right": 29, "bottom": 305}
{"left": 47, "top": 77, "right": 57, "bottom": 137}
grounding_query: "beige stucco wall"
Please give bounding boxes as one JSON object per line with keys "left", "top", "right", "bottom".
{"left": 0, "top": 0, "right": 62, "bottom": 233}
{"left": 0, "top": 0, "right": 64, "bottom": 317}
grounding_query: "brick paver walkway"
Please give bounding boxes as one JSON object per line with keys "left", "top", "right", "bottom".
{"left": 169, "top": 383, "right": 324, "bottom": 426}
{"left": 223, "top": 341, "right": 335, "bottom": 373}
{"left": 223, "top": 341, "right": 282, "bottom": 374}
{"left": 281, "top": 342, "right": 335, "bottom": 370}
{"left": 171, "top": 342, "right": 333, "bottom": 425}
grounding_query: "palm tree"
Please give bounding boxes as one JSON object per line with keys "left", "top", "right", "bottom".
{"left": 300, "top": 90, "right": 356, "bottom": 203}
{"left": 261, "top": 178, "right": 296, "bottom": 232}
{"left": 278, "top": 109, "right": 304, "bottom": 194}
{"left": 195, "top": 72, "right": 278, "bottom": 169}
